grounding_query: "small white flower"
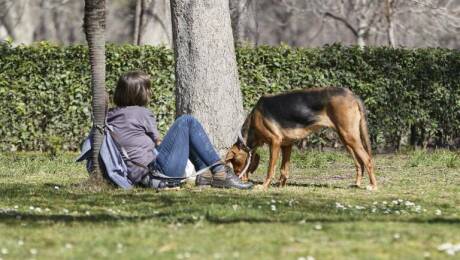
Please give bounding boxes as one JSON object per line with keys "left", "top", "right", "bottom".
{"left": 437, "top": 242, "right": 453, "bottom": 251}
{"left": 355, "top": 206, "right": 365, "bottom": 210}
{"left": 373, "top": 201, "right": 378, "bottom": 205}
{"left": 35, "top": 207, "right": 42, "bottom": 213}
{"left": 271, "top": 199, "right": 276, "bottom": 204}
{"left": 298, "top": 257, "right": 315, "bottom": 260}
{"left": 423, "top": 252, "right": 430, "bottom": 258}
{"left": 117, "top": 243, "right": 123, "bottom": 251}
{"left": 382, "top": 201, "right": 387, "bottom": 205}
{"left": 65, "top": 243, "right": 73, "bottom": 249}
{"left": 371, "top": 208, "right": 377, "bottom": 213}
{"left": 393, "top": 233, "right": 400, "bottom": 240}
{"left": 14, "top": 205, "right": 18, "bottom": 209}
{"left": 54, "top": 186, "right": 60, "bottom": 190}
{"left": 30, "top": 248, "right": 38, "bottom": 255}
{"left": 17, "top": 240, "right": 24, "bottom": 246}
{"left": 62, "top": 208, "right": 69, "bottom": 214}
{"left": 447, "top": 249, "right": 456, "bottom": 255}
{"left": 435, "top": 209, "right": 442, "bottom": 216}
{"left": 271, "top": 205, "right": 277, "bottom": 211}
{"left": 335, "top": 202, "right": 346, "bottom": 210}
{"left": 85, "top": 211, "right": 90, "bottom": 215}
{"left": 392, "top": 200, "right": 399, "bottom": 205}
{"left": 314, "top": 224, "right": 322, "bottom": 230}
{"left": 1, "top": 248, "right": 8, "bottom": 255}
{"left": 404, "top": 201, "right": 415, "bottom": 207}
{"left": 438, "top": 243, "right": 460, "bottom": 255}
{"left": 232, "top": 204, "right": 238, "bottom": 211}
{"left": 29, "top": 206, "right": 35, "bottom": 210}
{"left": 45, "top": 208, "right": 50, "bottom": 212}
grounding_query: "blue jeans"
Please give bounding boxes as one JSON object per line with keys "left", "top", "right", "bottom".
{"left": 154, "top": 115, "right": 221, "bottom": 178}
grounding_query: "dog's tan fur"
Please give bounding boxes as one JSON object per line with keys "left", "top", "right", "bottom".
{"left": 225, "top": 88, "right": 377, "bottom": 190}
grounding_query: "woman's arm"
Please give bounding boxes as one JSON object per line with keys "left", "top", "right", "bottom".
{"left": 144, "top": 110, "right": 162, "bottom": 146}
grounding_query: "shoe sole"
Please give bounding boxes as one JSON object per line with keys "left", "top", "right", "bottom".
{"left": 211, "top": 181, "right": 253, "bottom": 190}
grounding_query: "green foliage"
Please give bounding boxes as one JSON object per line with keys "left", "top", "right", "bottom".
{"left": 0, "top": 42, "right": 458, "bottom": 151}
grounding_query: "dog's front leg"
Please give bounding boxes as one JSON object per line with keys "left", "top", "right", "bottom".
{"left": 279, "top": 145, "right": 292, "bottom": 187}
{"left": 263, "top": 142, "right": 281, "bottom": 190}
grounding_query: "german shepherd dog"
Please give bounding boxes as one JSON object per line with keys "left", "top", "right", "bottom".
{"left": 225, "top": 87, "right": 377, "bottom": 190}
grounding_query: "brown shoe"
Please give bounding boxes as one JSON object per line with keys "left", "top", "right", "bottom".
{"left": 211, "top": 166, "right": 253, "bottom": 190}
{"left": 195, "top": 169, "right": 213, "bottom": 186}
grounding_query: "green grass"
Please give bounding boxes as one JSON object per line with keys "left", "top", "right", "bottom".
{"left": 0, "top": 149, "right": 459, "bottom": 259}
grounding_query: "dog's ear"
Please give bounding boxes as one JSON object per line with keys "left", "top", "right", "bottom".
{"left": 224, "top": 150, "right": 235, "bottom": 162}
{"left": 248, "top": 153, "right": 260, "bottom": 173}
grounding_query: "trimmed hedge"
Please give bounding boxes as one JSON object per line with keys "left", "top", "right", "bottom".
{"left": 0, "top": 42, "right": 459, "bottom": 152}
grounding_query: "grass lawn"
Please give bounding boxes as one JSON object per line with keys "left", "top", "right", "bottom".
{"left": 0, "top": 149, "right": 459, "bottom": 259}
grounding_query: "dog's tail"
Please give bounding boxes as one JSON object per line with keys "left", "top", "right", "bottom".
{"left": 357, "top": 98, "right": 372, "bottom": 156}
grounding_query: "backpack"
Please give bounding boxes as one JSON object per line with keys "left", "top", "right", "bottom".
{"left": 76, "top": 125, "right": 208, "bottom": 190}
{"left": 76, "top": 125, "right": 135, "bottom": 189}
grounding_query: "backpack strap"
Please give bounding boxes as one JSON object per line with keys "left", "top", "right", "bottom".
{"left": 105, "top": 125, "right": 149, "bottom": 170}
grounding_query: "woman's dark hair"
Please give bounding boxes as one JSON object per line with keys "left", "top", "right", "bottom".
{"left": 113, "top": 71, "right": 151, "bottom": 107}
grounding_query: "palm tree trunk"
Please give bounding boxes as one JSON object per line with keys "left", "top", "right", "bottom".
{"left": 84, "top": 0, "right": 107, "bottom": 182}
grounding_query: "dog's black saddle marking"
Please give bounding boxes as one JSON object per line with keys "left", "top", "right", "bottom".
{"left": 258, "top": 88, "right": 347, "bottom": 129}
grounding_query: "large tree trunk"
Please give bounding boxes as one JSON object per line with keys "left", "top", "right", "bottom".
{"left": 84, "top": 0, "right": 107, "bottom": 182}
{"left": 171, "top": 0, "right": 245, "bottom": 156}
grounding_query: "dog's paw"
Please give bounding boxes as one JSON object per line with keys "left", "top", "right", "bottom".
{"left": 253, "top": 184, "right": 266, "bottom": 191}
{"left": 366, "top": 185, "right": 378, "bottom": 191}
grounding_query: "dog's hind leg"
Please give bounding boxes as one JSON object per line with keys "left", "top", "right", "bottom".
{"left": 344, "top": 144, "right": 363, "bottom": 187}
{"left": 339, "top": 128, "right": 377, "bottom": 190}
{"left": 263, "top": 141, "right": 281, "bottom": 189}
{"left": 279, "top": 145, "right": 293, "bottom": 187}
{"left": 351, "top": 144, "right": 376, "bottom": 190}
{"left": 335, "top": 124, "right": 364, "bottom": 187}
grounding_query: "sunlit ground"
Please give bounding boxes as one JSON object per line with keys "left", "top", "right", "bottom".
{"left": 0, "top": 149, "right": 459, "bottom": 259}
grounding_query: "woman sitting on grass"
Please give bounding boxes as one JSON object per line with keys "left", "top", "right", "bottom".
{"left": 108, "top": 71, "right": 252, "bottom": 190}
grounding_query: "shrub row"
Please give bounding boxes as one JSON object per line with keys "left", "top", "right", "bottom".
{"left": 0, "top": 42, "right": 458, "bottom": 152}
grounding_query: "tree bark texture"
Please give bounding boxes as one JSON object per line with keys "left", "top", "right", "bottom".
{"left": 171, "top": 0, "right": 245, "bottom": 156}
{"left": 385, "top": 0, "right": 396, "bottom": 47}
{"left": 84, "top": 0, "right": 107, "bottom": 181}
{"left": 133, "top": 0, "right": 142, "bottom": 44}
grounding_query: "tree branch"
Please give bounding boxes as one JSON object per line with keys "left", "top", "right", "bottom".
{"left": 324, "top": 11, "right": 358, "bottom": 37}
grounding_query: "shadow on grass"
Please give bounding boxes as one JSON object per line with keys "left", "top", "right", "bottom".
{"left": 2, "top": 183, "right": 459, "bottom": 226}
{"left": 249, "top": 180, "right": 346, "bottom": 189}
{"left": 1, "top": 211, "right": 458, "bottom": 226}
